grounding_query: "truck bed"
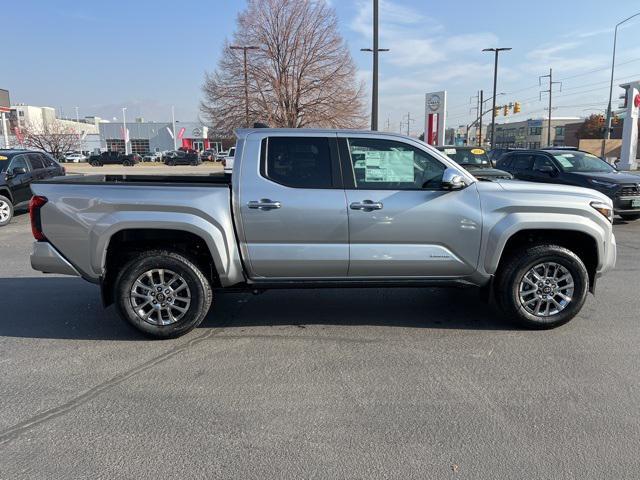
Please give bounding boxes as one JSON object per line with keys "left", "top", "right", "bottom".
{"left": 36, "top": 173, "right": 231, "bottom": 186}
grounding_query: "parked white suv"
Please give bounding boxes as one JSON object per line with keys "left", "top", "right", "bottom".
{"left": 222, "top": 146, "right": 236, "bottom": 174}
{"left": 63, "top": 152, "right": 87, "bottom": 163}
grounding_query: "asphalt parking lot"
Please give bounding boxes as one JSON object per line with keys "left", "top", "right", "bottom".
{"left": 1, "top": 212, "right": 639, "bottom": 479}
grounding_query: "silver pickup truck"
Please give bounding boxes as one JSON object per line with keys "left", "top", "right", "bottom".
{"left": 30, "top": 129, "right": 617, "bottom": 338}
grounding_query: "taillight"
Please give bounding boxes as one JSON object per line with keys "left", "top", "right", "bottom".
{"left": 29, "top": 195, "right": 48, "bottom": 241}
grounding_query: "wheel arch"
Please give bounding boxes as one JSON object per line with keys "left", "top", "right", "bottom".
{"left": 0, "top": 187, "right": 14, "bottom": 203}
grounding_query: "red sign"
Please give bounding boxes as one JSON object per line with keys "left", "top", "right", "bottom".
{"left": 13, "top": 127, "right": 24, "bottom": 144}
{"left": 634, "top": 93, "right": 640, "bottom": 108}
{"left": 177, "top": 127, "right": 185, "bottom": 140}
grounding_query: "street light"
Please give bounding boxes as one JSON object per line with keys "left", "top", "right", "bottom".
{"left": 361, "top": 0, "right": 389, "bottom": 131}
{"left": 229, "top": 45, "right": 260, "bottom": 128}
{"left": 602, "top": 11, "right": 640, "bottom": 158}
{"left": 482, "top": 47, "right": 511, "bottom": 147}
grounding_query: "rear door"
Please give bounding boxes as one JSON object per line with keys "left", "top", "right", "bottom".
{"left": 26, "top": 153, "right": 48, "bottom": 180}
{"left": 238, "top": 135, "right": 349, "bottom": 278}
{"left": 340, "top": 135, "right": 482, "bottom": 277}
{"left": 508, "top": 153, "right": 535, "bottom": 181}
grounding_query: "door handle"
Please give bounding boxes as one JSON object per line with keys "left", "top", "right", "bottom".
{"left": 350, "top": 200, "right": 383, "bottom": 211}
{"left": 248, "top": 199, "right": 282, "bottom": 210}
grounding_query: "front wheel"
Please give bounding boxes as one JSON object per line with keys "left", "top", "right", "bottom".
{"left": 90, "top": 160, "right": 102, "bottom": 167}
{"left": 0, "top": 195, "right": 14, "bottom": 227}
{"left": 496, "top": 244, "right": 589, "bottom": 329}
{"left": 114, "top": 251, "right": 212, "bottom": 338}
{"left": 620, "top": 213, "right": 640, "bottom": 221}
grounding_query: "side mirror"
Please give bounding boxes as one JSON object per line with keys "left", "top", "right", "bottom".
{"left": 536, "top": 165, "right": 557, "bottom": 176}
{"left": 440, "top": 168, "right": 466, "bottom": 190}
{"left": 12, "top": 167, "right": 27, "bottom": 176}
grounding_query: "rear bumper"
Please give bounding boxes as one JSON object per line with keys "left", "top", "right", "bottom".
{"left": 30, "top": 241, "right": 81, "bottom": 277}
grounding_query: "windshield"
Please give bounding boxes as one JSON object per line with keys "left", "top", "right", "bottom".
{"left": 440, "top": 148, "right": 491, "bottom": 167}
{"left": 0, "top": 159, "right": 7, "bottom": 172}
{"left": 552, "top": 151, "right": 615, "bottom": 173}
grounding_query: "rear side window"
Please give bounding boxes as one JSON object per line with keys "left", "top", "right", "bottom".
{"left": 264, "top": 137, "right": 333, "bottom": 189}
{"left": 511, "top": 154, "right": 534, "bottom": 172}
{"left": 27, "top": 153, "right": 45, "bottom": 170}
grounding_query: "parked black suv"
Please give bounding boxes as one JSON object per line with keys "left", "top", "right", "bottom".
{"left": 436, "top": 146, "right": 513, "bottom": 180}
{"left": 497, "top": 149, "right": 640, "bottom": 220}
{"left": 0, "top": 149, "right": 65, "bottom": 226}
{"left": 88, "top": 151, "right": 141, "bottom": 167}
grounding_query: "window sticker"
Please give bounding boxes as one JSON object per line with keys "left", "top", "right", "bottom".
{"left": 363, "top": 150, "right": 415, "bottom": 182}
{"left": 444, "top": 148, "right": 456, "bottom": 155}
{"left": 470, "top": 148, "right": 485, "bottom": 155}
{"left": 555, "top": 155, "right": 574, "bottom": 168}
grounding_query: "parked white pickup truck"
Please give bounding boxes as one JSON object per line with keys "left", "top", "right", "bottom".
{"left": 30, "top": 129, "right": 616, "bottom": 338}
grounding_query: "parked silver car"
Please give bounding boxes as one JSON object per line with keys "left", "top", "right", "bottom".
{"left": 30, "top": 129, "right": 616, "bottom": 338}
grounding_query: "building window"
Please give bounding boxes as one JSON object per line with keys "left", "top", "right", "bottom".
{"left": 18, "top": 111, "right": 24, "bottom": 117}
{"left": 529, "top": 127, "right": 542, "bottom": 136}
{"left": 555, "top": 126, "right": 565, "bottom": 137}
{"left": 106, "top": 139, "right": 125, "bottom": 153}
{"left": 130, "top": 139, "right": 150, "bottom": 154}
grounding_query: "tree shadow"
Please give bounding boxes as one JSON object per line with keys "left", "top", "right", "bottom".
{"left": 0, "top": 277, "right": 516, "bottom": 341}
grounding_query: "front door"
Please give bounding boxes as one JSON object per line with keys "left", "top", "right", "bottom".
{"left": 339, "top": 135, "right": 482, "bottom": 277}
{"left": 6, "top": 154, "right": 33, "bottom": 205}
{"left": 239, "top": 135, "right": 348, "bottom": 279}
{"left": 192, "top": 140, "right": 204, "bottom": 151}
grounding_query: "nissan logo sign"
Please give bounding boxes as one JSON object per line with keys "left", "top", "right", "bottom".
{"left": 192, "top": 127, "right": 202, "bottom": 137}
{"left": 427, "top": 94, "right": 441, "bottom": 112}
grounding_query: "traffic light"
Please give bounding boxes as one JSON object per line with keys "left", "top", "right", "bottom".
{"left": 513, "top": 101, "right": 521, "bottom": 114}
{"left": 503, "top": 105, "right": 509, "bottom": 116}
{"left": 493, "top": 106, "right": 500, "bottom": 118}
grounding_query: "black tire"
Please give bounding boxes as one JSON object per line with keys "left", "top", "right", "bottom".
{"left": 90, "top": 160, "right": 102, "bottom": 167}
{"left": 619, "top": 213, "right": 640, "bottom": 221}
{"left": 0, "top": 195, "right": 14, "bottom": 227}
{"left": 114, "top": 250, "right": 212, "bottom": 339}
{"left": 123, "top": 160, "right": 133, "bottom": 167}
{"left": 190, "top": 160, "right": 198, "bottom": 166}
{"left": 166, "top": 160, "right": 175, "bottom": 166}
{"left": 496, "top": 244, "right": 589, "bottom": 329}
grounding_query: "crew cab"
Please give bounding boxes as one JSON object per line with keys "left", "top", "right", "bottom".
{"left": 0, "top": 149, "right": 65, "bottom": 226}
{"left": 29, "top": 129, "right": 616, "bottom": 338}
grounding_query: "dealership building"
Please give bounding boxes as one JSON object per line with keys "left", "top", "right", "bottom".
{"left": 98, "top": 121, "right": 211, "bottom": 154}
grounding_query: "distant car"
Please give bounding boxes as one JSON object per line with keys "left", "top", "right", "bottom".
{"left": 497, "top": 148, "right": 640, "bottom": 221}
{"left": 63, "top": 152, "right": 87, "bottom": 163}
{"left": 214, "top": 150, "right": 229, "bottom": 162}
{"left": 436, "top": 146, "right": 513, "bottom": 180}
{"left": 142, "top": 151, "right": 163, "bottom": 162}
{"left": 222, "top": 146, "right": 236, "bottom": 174}
{"left": 200, "top": 150, "right": 216, "bottom": 162}
{"left": 88, "top": 151, "right": 141, "bottom": 167}
{"left": 488, "top": 147, "right": 523, "bottom": 163}
{"left": 0, "top": 149, "right": 65, "bottom": 226}
{"left": 164, "top": 150, "right": 201, "bottom": 166}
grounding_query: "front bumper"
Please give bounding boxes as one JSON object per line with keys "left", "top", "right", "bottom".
{"left": 596, "top": 232, "right": 617, "bottom": 280}
{"left": 30, "top": 241, "right": 81, "bottom": 277}
{"left": 613, "top": 195, "right": 640, "bottom": 214}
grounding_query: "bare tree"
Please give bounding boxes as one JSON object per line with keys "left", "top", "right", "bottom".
{"left": 20, "top": 121, "right": 80, "bottom": 159}
{"left": 201, "top": 0, "right": 366, "bottom": 133}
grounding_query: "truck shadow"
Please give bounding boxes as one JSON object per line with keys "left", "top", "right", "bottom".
{"left": 0, "top": 278, "right": 515, "bottom": 341}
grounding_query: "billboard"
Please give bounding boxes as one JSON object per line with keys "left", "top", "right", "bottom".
{"left": 0, "top": 89, "right": 10, "bottom": 112}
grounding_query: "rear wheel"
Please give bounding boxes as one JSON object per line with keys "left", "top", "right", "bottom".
{"left": 123, "top": 160, "right": 133, "bottom": 167}
{"left": 0, "top": 195, "right": 14, "bottom": 227}
{"left": 90, "top": 160, "right": 102, "bottom": 167}
{"left": 166, "top": 160, "right": 175, "bottom": 166}
{"left": 620, "top": 213, "right": 640, "bottom": 221}
{"left": 114, "top": 250, "right": 212, "bottom": 338}
{"left": 496, "top": 244, "right": 589, "bottom": 329}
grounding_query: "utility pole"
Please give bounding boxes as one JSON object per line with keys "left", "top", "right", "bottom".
{"left": 399, "top": 120, "right": 404, "bottom": 134}
{"left": 122, "top": 107, "right": 128, "bottom": 155}
{"left": 361, "top": 0, "right": 389, "bottom": 131}
{"left": 171, "top": 106, "right": 177, "bottom": 151}
{"left": 478, "top": 90, "right": 484, "bottom": 146}
{"left": 482, "top": 47, "right": 511, "bottom": 147}
{"left": 385, "top": 116, "right": 390, "bottom": 131}
{"left": 403, "top": 112, "right": 414, "bottom": 136}
{"left": 540, "top": 68, "right": 562, "bottom": 147}
{"left": 229, "top": 45, "right": 259, "bottom": 128}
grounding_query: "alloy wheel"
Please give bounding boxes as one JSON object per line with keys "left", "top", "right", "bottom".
{"left": 129, "top": 268, "right": 192, "bottom": 325}
{"left": 518, "top": 262, "right": 575, "bottom": 317}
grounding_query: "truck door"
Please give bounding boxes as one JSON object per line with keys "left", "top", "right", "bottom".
{"left": 339, "top": 135, "right": 482, "bottom": 277}
{"left": 238, "top": 135, "right": 348, "bottom": 278}
{"left": 6, "top": 154, "right": 33, "bottom": 205}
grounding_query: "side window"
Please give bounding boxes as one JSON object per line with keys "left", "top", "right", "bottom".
{"left": 533, "top": 155, "right": 554, "bottom": 171}
{"left": 347, "top": 138, "right": 445, "bottom": 190}
{"left": 264, "top": 137, "right": 333, "bottom": 189}
{"left": 9, "top": 155, "right": 30, "bottom": 172}
{"left": 28, "top": 153, "right": 45, "bottom": 170}
{"left": 40, "top": 154, "right": 55, "bottom": 167}
{"left": 511, "top": 154, "right": 534, "bottom": 172}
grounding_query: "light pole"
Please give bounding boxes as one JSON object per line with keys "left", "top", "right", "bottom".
{"left": 229, "top": 45, "right": 259, "bottom": 128}
{"left": 482, "top": 47, "right": 511, "bottom": 147}
{"left": 602, "top": 11, "right": 640, "bottom": 158}
{"left": 361, "top": 0, "right": 389, "bottom": 131}
{"left": 122, "top": 107, "right": 128, "bottom": 155}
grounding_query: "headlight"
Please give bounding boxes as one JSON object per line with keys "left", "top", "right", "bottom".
{"left": 590, "top": 201, "right": 613, "bottom": 223}
{"left": 589, "top": 179, "right": 617, "bottom": 189}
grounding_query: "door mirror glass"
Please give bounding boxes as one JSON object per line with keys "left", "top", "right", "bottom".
{"left": 535, "top": 165, "right": 556, "bottom": 175}
{"left": 12, "top": 166, "right": 27, "bottom": 176}
{"left": 440, "top": 168, "right": 466, "bottom": 190}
